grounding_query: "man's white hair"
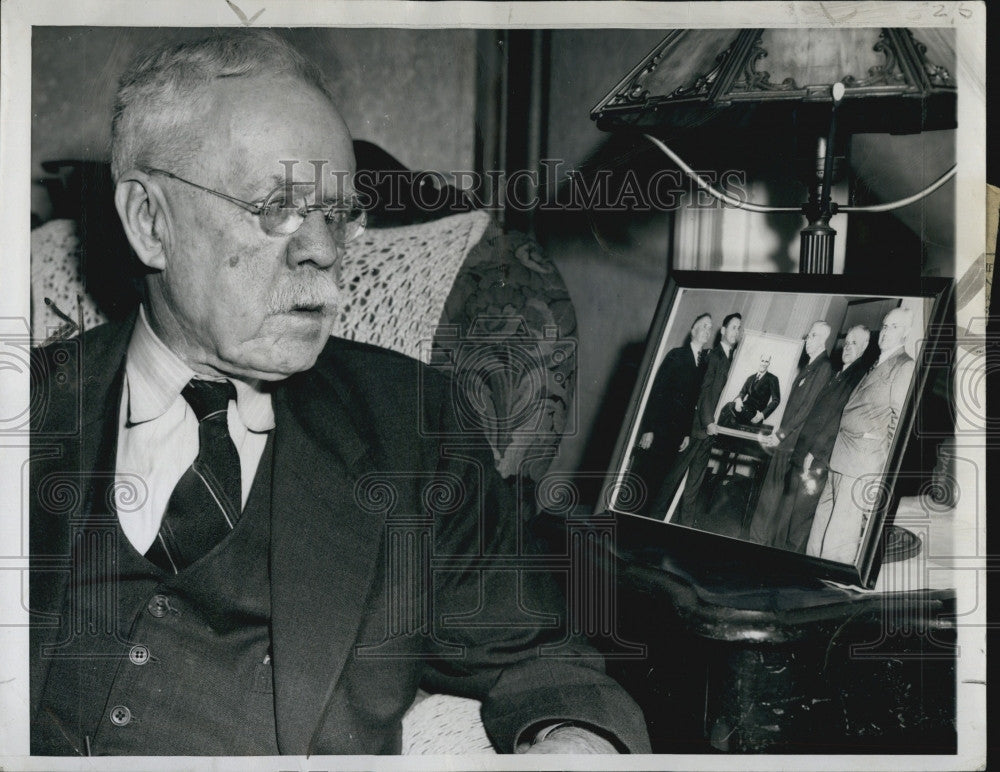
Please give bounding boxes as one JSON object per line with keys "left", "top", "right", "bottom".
{"left": 811, "top": 320, "right": 832, "bottom": 341}
{"left": 111, "top": 30, "right": 334, "bottom": 183}
{"left": 847, "top": 324, "right": 871, "bottom": 347}
{"left": 885, "top": 306, "right": 914, "bottom": 338}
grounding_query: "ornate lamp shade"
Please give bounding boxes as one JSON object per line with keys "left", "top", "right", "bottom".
{"left": 591, "top": 28, "right": 956, "bottom": 274}
{"left": 592, "top": 28, "right": 955, "bottom": 136}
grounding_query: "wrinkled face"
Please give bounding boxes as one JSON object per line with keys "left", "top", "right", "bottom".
{"left": 879, "top": 309, "right": 910, "bottom": 352}
{"left": 841, "top": 328, "right": 869, "bottom": 367}
{"left": 145, "top": 74, "right": 355, "bottom": 380}
{"left": 722, "top": 317, "right": 742, "bottom": 346}
{"left": 691, "top": 316, "right": 713, "bottom": 347}
{"left": 757, "top": 355, "right": 771, "bottom": 374}
{"left": 804, "top": 322, "right": 830, "bottom": 359}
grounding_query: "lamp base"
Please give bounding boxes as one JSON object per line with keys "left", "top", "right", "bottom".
{"left": 883, "top": 525, "right": 922, "bottom": 564}
{"left": 799, "top": 220, "right": 837, "bottom": 274}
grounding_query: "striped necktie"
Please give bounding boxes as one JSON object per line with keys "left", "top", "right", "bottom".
{"left": 146, "top": 379, "right": 241, "bottom": 573}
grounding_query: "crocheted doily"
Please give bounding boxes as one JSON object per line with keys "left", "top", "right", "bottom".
{"left": 30, "top": 219, "right": 107, "bottom": 343}
{"left": 334, "top": 210, "right": 491, "bottom": 363}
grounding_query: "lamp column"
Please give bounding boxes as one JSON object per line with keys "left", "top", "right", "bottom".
{"left": 799, "top": 83, "right": 845, "bottom": 275}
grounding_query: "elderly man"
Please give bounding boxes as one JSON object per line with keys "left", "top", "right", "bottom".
{"left": 630, "top": 312, "right": 712, "bottom": 515}
{"left": 759, "top": 325, "right": 874, "bottom": 552}
{"left": 745, "top": 321, "right": 833, "bottom": 545}
{"left": 806, "top": 308, "right": 916, "bottom": 563}
{"left": 29, "top": 31, "right": 648, "bottom": 756}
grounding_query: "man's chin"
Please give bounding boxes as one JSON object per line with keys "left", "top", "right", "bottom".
{"left": 216, "top": 339, "right": 329, "bottom": 381}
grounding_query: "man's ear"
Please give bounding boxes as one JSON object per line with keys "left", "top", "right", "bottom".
{"left": 114, "top": 171, "right": 168, "bottom": 271}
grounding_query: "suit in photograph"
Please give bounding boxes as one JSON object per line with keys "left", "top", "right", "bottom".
{"left": 672, "top": 343, "right": 734, "bottom": 525}
{"left": 775, "top": 357, "right": 871, "bottom": 552}
{"left": 746, "top": 352, "right": 832, "bottom": 546}
{"left": 806, "top": 348, "right": 915, "bottom": 563}
{"left": 718, "top": 370, "right": 780, "bottom": 428}
{"left": 630, "top": 344, "right": 705, "bottom": 515}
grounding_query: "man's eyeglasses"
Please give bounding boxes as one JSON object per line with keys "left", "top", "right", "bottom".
{"left": 146, "top": 168, "right": 366, "bottom": 243}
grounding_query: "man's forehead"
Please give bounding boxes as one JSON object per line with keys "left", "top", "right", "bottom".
{"left": 197, "top": 74, "right": 354, "bottom": 186}
{"left": 261, "top": 165, "right": 355, "bottom": 191}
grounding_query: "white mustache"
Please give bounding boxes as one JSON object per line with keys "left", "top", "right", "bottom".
{"left": 268, "top": 281, "right": 341, "bottom": 314}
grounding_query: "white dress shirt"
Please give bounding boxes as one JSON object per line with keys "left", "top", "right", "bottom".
{"left": 115, "top": 307, "right": 275, "bottom": 554}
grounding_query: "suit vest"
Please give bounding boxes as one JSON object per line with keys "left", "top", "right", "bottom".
{"left": 33, "top": 434, "right": 278, "bottom": 756}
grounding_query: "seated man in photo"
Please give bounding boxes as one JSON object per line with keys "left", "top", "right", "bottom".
{"left": 718, "top": 354, "right": 781, "bottom": 431}
{"left": 29, "top": 30, "right": 649, "bottom": 756}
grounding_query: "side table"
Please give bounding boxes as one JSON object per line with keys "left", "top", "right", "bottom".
{"left": 533, "top": 511, "right": 957, "bottom": 754}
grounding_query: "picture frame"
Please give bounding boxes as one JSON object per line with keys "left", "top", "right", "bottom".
{"left": 602, "top": 270, "right": 952, "bottom": 588}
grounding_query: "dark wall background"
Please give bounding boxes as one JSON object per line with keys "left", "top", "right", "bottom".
{"left": 31, "top": 27, "right": 477, "bottom": 220}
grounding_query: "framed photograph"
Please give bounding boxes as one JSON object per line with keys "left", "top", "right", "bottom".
{"left": 605, "top": 271, "right": 951, "bottom": 588}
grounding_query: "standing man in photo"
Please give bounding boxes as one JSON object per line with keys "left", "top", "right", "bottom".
{"left": 630, "top": 313, "right": 712, "bottom": 515}
{"left": 807, "top": 308, "right": 916, "bottom": 563}
{"left": 671, "top": 312, "right": 742, "bottom": 526}
{"left": 745, "top": 320, "right": 833, "bottom": 546}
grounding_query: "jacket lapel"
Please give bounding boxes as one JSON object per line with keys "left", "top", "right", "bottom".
{"left": 269, "top": 357, "right": 384, "bottom": 754}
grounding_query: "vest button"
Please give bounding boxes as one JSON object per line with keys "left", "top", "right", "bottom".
{"left": 129, "top": 644, "right": 150, "bottom": 665}
{"left": 147, "top": 594, "right": 170, "bottom": 618}
{"left": 109, "top": 705, "right": 132, "bottom": 726}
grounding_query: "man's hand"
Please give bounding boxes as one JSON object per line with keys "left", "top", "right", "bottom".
{"left": 638, "top": 432, "right": 653, "bottom": 450}
{"left": 734, "top": 397, "right": 743, "bottom": 412}
{"left": 706, "top": 423, "right": 718, "bottom": 436}
{"left": 518, "top": 725, "right": 618, "bottom": 754}
{"left": 751, "top": 411, "right": 764, "bottom": 424}
{"left": 758, "top": 433, "right": 779, "bottom": 449}
{"left": 803, "top": 452, "right": 814, "bottom": 474}
{"left": 678, "top": 435, "right": 690, "bottom": 452}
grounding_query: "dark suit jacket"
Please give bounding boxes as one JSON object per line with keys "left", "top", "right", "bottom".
{"left": 771, "top": 351, "right": 833, "bottom": 452}
{"left": 735, "top": 370, "right": 780, "bottom": 421}
{"left": 638, "top": 344, "right": 705, "bottom": 453}
{"left": 792, "top": 357, "right": 869, "bottom": 470}
{"left": 690, "top": 343, "right": 733, "bottom": 440}
{"left": 29, "top": 317, "right": 650, "bottom": 755}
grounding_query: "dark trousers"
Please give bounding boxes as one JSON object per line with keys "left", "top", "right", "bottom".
{"left": 780, "top": 469, "right": 829, "bottom": 553}
{"left": 747, "top": 455, "right": 826, "bottom": 552}
{"left": 674, "top": 437, "right": 715, "bottom": 526}
{"left": 629, "top": 444, "right": 680, "bottom": 516}
{"left": 746, "top": 451, "right": 791, "bottom": 545}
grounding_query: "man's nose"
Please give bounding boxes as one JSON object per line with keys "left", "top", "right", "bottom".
{"left": 286, "top": 211, "right": 342, "bottom": 278}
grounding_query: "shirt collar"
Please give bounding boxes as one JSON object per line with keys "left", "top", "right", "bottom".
{"left": 125, "top": 306, "right": 275, "bottom": 431}
{"left": 690, "top": 342, "right": 702, "bottom": 361}
{"left": 877, "top": 344, "right": 905, "bottom": 366}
